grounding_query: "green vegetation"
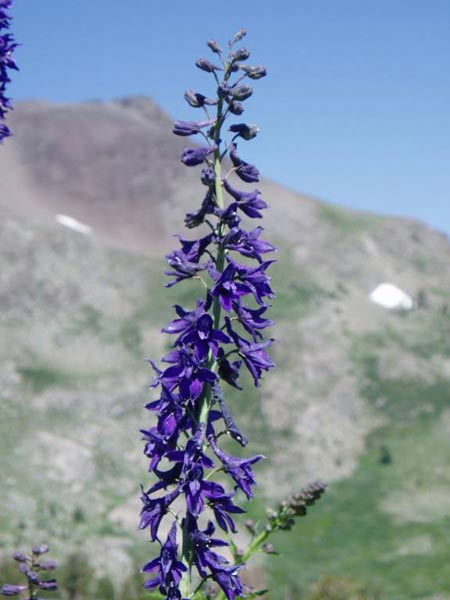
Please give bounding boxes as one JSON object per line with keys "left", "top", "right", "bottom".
{"left": 317, "top": 204, "right": 379, "bottom": 236}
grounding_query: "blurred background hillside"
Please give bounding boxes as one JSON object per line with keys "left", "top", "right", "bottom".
{"left": 1, "top": 2, "right": 450, "bottom": 599}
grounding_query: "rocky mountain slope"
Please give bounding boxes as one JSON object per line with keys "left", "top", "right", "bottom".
{"left": 1, "top": 98, "right": 450, "bottom": 599}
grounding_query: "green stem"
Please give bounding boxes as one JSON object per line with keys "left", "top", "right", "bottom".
{"left": 181, "top": 75, "right": 229, "bottom": 599}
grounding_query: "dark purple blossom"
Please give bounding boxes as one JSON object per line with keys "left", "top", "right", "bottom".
{"left": 184, "top": 189, "right": 216, "bottom": 228}
{"left": 234, "top": 303, "right": 274, "bottom": 339}
{"left": 140, "top": 487, "right": 180, "bottom": 541}
{"left": 229, "top": 143, "right": 260, "bottom": 182}
{"left": 165, "top": 237, "right": 212, "bottom": 287}
{"left": 229, "top": 123, "right": 259, "bottom": 140}
{"left": 209, "top": 437, "right": 264, "bottom": 498}
{"left": 158, "top": 347, "right": 218, "bottom": 399}
{"left": 222, "top": 226, "right": 276, "bottom": 261}
{"left": 142, "top": 522, "right": 187, "bottom": 593}
{"left": 225, "top": 317, "right": 275, "bottom": 386}
{"left": 164, "top": 299, "right": 231, "bottom": 361}
{"left": 209, "top": 262, "right": 253, "bottom": 311}
{"left": 189, "top": 520, "right": 229, "bottom": 577}
{"left": 223, "top": 179, "right": 267, "bottom": 218}
{"left": 217, "top": 348, "right": 243, "bottom": 389}
{"left": 213, "top": 567, "right": 246, "bottom": 600}
{"left": 213, "top": 383, "right": 248, "bottom": 446}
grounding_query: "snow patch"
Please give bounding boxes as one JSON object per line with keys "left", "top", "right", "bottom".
{"left": 56, "top": 214, "right": 92, "bottom": 235}
{"left": 369, "top": 283, "right": 414, "bottom": 310}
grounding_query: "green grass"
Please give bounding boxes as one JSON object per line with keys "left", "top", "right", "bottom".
{"left": 317, "top": 204, "right": 380, "bottom": 236}
{"left": 246, "top": 329, "right": 450, "bottom": 599}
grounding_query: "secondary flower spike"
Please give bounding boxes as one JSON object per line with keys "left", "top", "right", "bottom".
{"left": 140, "top": 30, "right": 275, "bottom": 600}
{"left": 0, "top": 0, "right": 18, "bottom": 142}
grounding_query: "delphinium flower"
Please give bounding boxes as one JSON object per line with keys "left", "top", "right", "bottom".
{"left": 1, "top": 544, "right": 58, "bottom": 599}
{"left": 139, "top": 30, "right": 326, "bottom": 600}
{"left": 0, "top": 0, "right": 19, "bottom": 143}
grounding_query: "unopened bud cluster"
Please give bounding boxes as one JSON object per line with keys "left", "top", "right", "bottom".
{"left": 265, "top": 481, "right": 328, "bottom": 533}
{"left": 1, "top": 544, "right": 58, "bottom": 598}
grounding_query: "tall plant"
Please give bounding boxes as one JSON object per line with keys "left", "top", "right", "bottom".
{"left": 139, "top": 30, "right": 326, "bottom": 600}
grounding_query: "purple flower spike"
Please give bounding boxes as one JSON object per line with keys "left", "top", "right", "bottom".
{"left": 0, "top": 0, "right": 18, "bottom": 143}
{"left": 141, "top": 32, "right": 275, "bottom": 600}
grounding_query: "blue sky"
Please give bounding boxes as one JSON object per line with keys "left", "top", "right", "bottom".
{"left": 8, "top": 0, "right": 450, "bottom": 233}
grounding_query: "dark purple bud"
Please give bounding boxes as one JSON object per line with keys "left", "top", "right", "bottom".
{"left": 173, "top": 121, "right": 202, "bottom": 137}
{"left": 241, "top": 65, "right": 267, "bottom": 79}
{"left": 230, "top": 48, "right": 250, "bottom": 62}
{"left": 201, "top": 167, "right": 215, "bottom": 187}
{"left": 38, "top": 580, "right": 58, "bottom": 591}
{"left": 231, "top": 85, "right": 253, "bottom": 101}
{"left": 228, "top": 101, "right": 244, "bottom": 116}
{"left": 229, "top": 143, "right": 260, "bottom": 183}
{"left": 184, "top": 90, "right": 217, "bottom": 108}
{"left": 207, "top": 39, "right": 222, "bottom": 54}
{"left": 229, "top": 123, "right": 259, "bottom": 140}
{"left": 181, "top": 145, "right": 216, "bottom": 167}
{"left": 231, "top": 29, "right": 247, "bottom": 44}
{"left": 1, "top": 584, "right": 27, "bottom": 596}
{"left": 26, "top": 571, "right": 40, "bottom": 585}
{"left": 32, "top": 544, "right": 49, "bottom": 555}
{"left": 195, "top": 58, "right": 222, "bottom": 73}
{"left": 217, "top": 84, "right": 231, "bottom": 99}
{"left": 37, "top": 560, "right": 57, "bottom": 571}
{"left": 18, "top": 564, "right": 29, "bottom": 575}
{"left": 12, "top": 552, "right": 27, "bottom": 562}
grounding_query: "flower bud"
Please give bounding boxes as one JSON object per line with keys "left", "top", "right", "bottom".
{"left": 26, "top": 571, "right": 40, "bottom": 585}
{"left": 181, "top": 145, "right": 216, "bottom": 167}
{"left": 37, "top": 560, "right": 57, "bottom": 571}
{"left": 184, "top": 90, "right": 206, "bottom": 108}
{"left": 244, "top": 519, "right": 256, "bottom": 534}
{"left": 18, "top": 564, "right": 29, "bottom": 575}
{"left": 32, "top": 544, "right": 49, "bottom": 556}
{"left": 195, "top": 58, "right": 222, "bottom": 73}
{"left": 1, "top": 584, "right": 27, "bottom": 596}
{"left": 207, "top": 39, "right": 222, "bottom": 54}
{"left": 241, "top": 65, "right": 267, "bottom": 80}
{"left": 231, "top": 85, "right": 253, "bottom": 101}
{"left": 231, "top": 29, "right": 247, "bottom": 44}
{"left": 229, "top": 123, "right": 259, "bottom": 140}
{"left": 262, "top": 543, "right": 276, "bottom": 554}
{"left": 201, "top": 168, "right": 215, "bottom": 187}
{"left": 228, "top": 101, "right": 244, "bottom": 116}
{"left": 230, "top": 48, "right": 250, "bottom": 62}
{"left": 12, "top": 552, "right": 27, "bottom": 563}
{"left": 38, "top": 580, "right": 58, "bottom": 591}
